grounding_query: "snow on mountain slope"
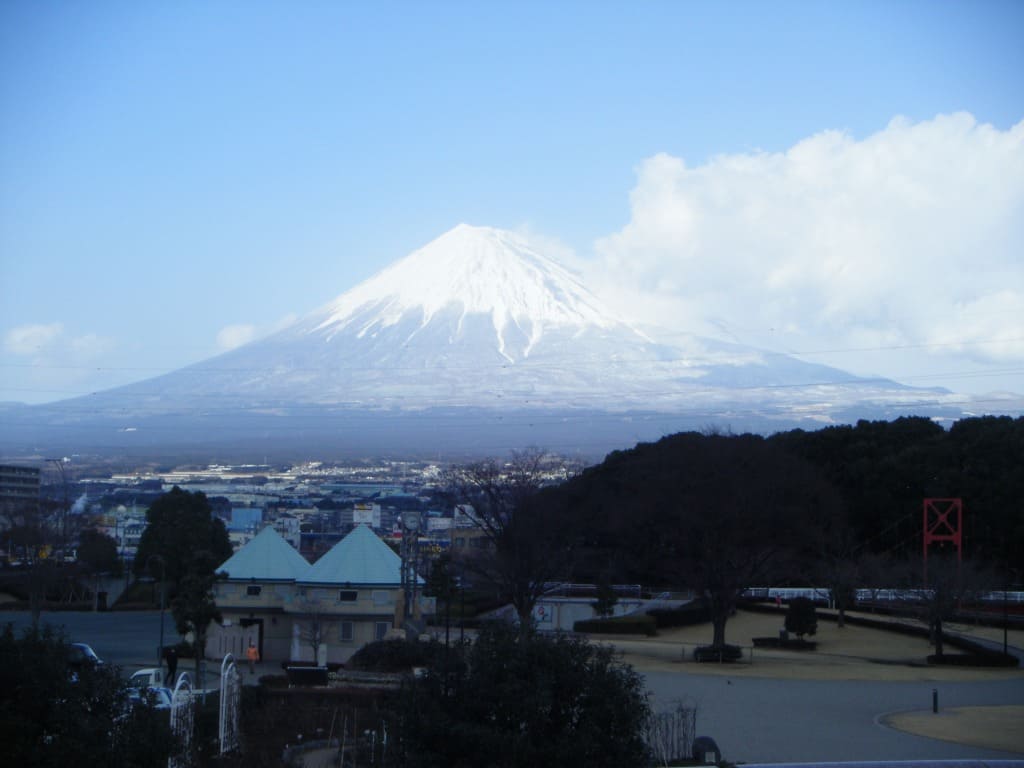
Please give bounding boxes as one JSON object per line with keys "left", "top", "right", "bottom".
{"left": 299, "top": 223, "right": 637, "bottom": 361}
{"left": 68, "top": 224, "right": 956, "bottom": 416}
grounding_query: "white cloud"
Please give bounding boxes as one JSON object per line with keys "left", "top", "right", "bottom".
{"left": 589, "top": 112, "right": 1024, "bottom": 390}
{"left": 215, "top": 315, "right": 297, "bottom": 352}
{"left": 216, "top": 323, "right": 259, "bottom": 351}
{"left": 270, "top": 313, "right": 299, "bottom": 333}
{"left": 0, "top": 322, "right": 121, "bottom": 403}
{"left": 4, "top": 322, "right": 65, "bottom": 355}
{"left": 4, "top": 323, "right": 115, "bottom": 361}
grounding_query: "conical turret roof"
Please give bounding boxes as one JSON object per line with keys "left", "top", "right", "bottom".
{"left": 303, "top": 524, "right": 403, "bottom": 586}
{"left": 216, "top": 526, "right": 311, "bottom": 581}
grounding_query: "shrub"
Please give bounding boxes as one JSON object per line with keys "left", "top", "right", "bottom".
{"left": 647, "top": 604, "right": 710, "bottom": 629}
{"left": 751, "top": 636, "right": 817, "bottom": 650}
{"left": 347, "top": 637, "right": 444, "bottom": 672}
{"left": 388, "top": 624, "right": 652, "bottom": 767}
{"left": 574, "top": 614, "right": 657, "bottom": 636}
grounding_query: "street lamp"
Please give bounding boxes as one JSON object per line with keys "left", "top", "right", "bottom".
{"left": 148, "top": 555, "right": 166, "bottom": 667}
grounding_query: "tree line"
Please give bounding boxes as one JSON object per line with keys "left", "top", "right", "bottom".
{"left": 449, "top": 416, "right": 1023, "bottom": 647}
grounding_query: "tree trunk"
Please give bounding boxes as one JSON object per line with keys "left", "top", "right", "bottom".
{"left": 194, "top": 632, "right": 206, "bottom": 688}
{"left": 516, "top": 603, "right": 534, "bottom": 637}
{"left": 712, "top": 612, "right": 728, "bottom": 647}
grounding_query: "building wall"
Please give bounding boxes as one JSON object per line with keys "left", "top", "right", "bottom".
{"left": 210, "top": 610, "right": 293, "bottom": 666}
{"left": 0, "top": 464, "right": 40, "bottom": 524}
{"left": 210, "top": 580, "right": 402, "bottom": 664}
{"left": 214, "top": 581, "right": 296, "bottom": 611}
{"left": 299, "top": 584, "right": 398, "bottom": 615}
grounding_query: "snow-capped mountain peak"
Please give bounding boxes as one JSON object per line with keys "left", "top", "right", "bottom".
{"left": 4, "top": 222, "right": 975, "bottom": 460}
{"left": 309, "top": 224, "right": 626, "bottom": 359}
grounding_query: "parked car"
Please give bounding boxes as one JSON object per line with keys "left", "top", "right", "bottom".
{"left": 67, "top": 642, "right": 104, "bottom": 670}
{"left": 125, "top": 685, "right": 173, "bottom": 711}
{"left": 129, "top": 667, "right": 166, "bottom": 689}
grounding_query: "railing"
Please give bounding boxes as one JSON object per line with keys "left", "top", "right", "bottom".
{"left": 541, "top": 582, "right": 643, "bottom": 598}
{"left": 742, "top": 587, "right": 1024, "bottom": 605}
{"left": 219, "top": 654, "right": 241, "bottom": 755}
{"left": 169, "top": 673, "right": 194, "bottom": 768}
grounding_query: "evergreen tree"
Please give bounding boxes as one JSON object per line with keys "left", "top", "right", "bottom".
{"left": 134, "top": 486, "right": 232, "bottom": 588}
{"left": 0, "top": 623, "right": 178, "bottom": 767}
{"left": 388, "top": 623, "right": 651, "bottom": 768}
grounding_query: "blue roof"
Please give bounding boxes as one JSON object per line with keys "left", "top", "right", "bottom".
{"left": 303, "top": 524, "right": 403, "bottom": 586}
{"left": 217, "top": 526, "right": 311, "bottom": 581}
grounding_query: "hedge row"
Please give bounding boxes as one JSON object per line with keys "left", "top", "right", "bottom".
{"left": 751, "top": 636, "right": 817, "bottom": 651}
{"left": 574, "top": 615, "right": 657, "bottom": 636}
{"left": 646, "top": 606, "right": 710, "bottom": 629}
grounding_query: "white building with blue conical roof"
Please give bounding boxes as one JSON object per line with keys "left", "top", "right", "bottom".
{"left": 208, "top": 524, "right": 415, "bottom": 665}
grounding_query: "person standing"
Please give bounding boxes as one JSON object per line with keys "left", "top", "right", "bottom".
{"left": 246, "top": 640, "right": 259, "bottom": 674}
{"left": 163, "top": 646, "right": 178, "bottom": 686}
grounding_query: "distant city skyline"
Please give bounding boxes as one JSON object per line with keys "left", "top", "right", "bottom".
{"left": 2, "top": 1, "right": 1022, "bottom": 405}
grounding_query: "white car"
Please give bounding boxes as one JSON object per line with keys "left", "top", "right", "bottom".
{"left": 129, "top": 668, "right": 167, "bottom": 689}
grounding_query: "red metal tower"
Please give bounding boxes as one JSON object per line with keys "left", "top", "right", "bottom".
{"left": 923, "top": 498, "right": 962, "bottom": 585}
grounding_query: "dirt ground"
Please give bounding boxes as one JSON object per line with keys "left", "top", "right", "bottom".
{"left": 590, "top": 609, "right": 1024, "bottom": 754}
{"left": 882, "top": 705, "right": 1024, "bottom": 754}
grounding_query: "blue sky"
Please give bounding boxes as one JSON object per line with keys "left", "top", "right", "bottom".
{"left": 2, "top": 1, "right": 1023, "bottom": 404}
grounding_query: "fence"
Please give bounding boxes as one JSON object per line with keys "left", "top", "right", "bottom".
{"left": 645, "top": 702, "right": 697, "bottom": 767}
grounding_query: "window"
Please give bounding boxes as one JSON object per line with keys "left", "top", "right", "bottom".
{"left": 371, "top": 589, "right": 392, "bottom": 606}
{"left": 375, "top": 621, "right": 390, "bottom": 641}
{"left": 246, "top": 585, "right": 262, "bottom": 596}
{"left": 339, "top": 590, "right": 358, "bottom": 602}
{"left": 340, "top": 621, "right": 354, "bottom": 643}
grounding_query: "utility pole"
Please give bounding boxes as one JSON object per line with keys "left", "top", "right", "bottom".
{"left": 149, "top": 555, "right": 166, "bottom": 667}
{"left": 400, "top": 512, "right": 420, "bottom": 622}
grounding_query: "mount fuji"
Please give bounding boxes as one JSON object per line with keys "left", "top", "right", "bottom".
{"left": 1, "top": 224, "right": 968, "bottom": 460}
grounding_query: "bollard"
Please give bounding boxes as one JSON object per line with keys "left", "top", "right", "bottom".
{"left": 932, "top": 688, "right": 938, "bottom": 713}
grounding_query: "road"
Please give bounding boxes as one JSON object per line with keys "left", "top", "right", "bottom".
{"left": 2, "top": 609, "right": 184, "bottom": 674}
{"left": 645, "top": 671, "right": 1024, "bottom": 763}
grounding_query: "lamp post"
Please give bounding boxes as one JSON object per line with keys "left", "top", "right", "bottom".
{"left": 149, "top": 555, "right": 166, "bottom": 667}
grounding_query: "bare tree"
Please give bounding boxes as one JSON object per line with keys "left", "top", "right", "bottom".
{"left": 445, "top": 448, "right": 574, "bottom": 629}
{"left": 809, "top": 514, "right": 864, "bottom": 628}
{"left": 2, "top": 496, "right": 62, "bottom": 625}
{"left": 299, "top": 608, "right": 326, "bottom": 664}
{"left": 917, "top": 554, "right": 992, "bottom": 659}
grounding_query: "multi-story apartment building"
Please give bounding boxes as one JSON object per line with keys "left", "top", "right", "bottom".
{"left": 0, "top": 464, "right": 40, "bottom": 524}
